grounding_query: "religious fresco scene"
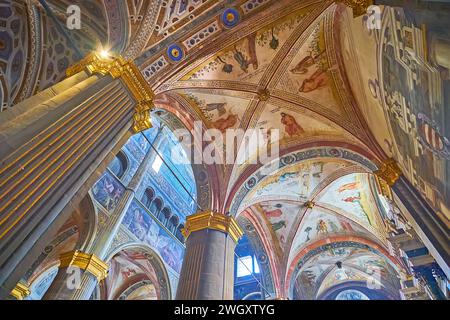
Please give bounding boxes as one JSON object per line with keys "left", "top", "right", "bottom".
{"left": 0, "top": 0, "right": 448, "bottom": 302}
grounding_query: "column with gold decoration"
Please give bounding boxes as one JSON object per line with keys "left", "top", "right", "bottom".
{"left": 0, "top": 52, "right": 154, "bottom": 299}
{"left": 176, "top": 212, "right": 243, "bottom": 300}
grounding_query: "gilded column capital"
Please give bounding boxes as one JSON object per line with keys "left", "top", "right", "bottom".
{"left": 374, "top": 158, "right": 402, "bottom": 186}
{"left": 335, "top": 0, "right": 374, "bottom": 16}
{"left": 10, "top": 281, "right": 31, "bottom": 300}
{"left": 182, "top": 211, "right": 244, "bottom": 243}
{"left": 66, "top": 52, "right": 154, "bottom": 133}
{"left": 59, "top": 250, "right": 109, "bottom": 282}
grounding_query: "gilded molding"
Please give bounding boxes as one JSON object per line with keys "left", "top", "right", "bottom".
{"left": 59, "top": 250, "right": 109, "bottom": 282}
{"left": 182, "top": 211, "right": 244, "bottom": 243}
{"left": 374, "top": 158, "right": 402, "bottom": 187}
{"left": 66, "top": 52, "right": 154, "bottom": 132}
{"left": 375, "top": 174, "right": 393, "bottom": 199}
{"left": 335, "top": 0, "right": 373, "bottom": 16}
{"left": 10, "top": 281, "right": 31, "bottom": 300}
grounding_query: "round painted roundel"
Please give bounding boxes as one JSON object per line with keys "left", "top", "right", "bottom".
{"left": 221, "top": 8, "right": 240, "bottom": 28}
{"left": 167, "top": 44, "right": 184, "bottom": 62}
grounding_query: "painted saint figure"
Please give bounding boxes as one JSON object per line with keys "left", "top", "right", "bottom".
{"left": 281, "top": 112, "right": 305, "bottom": 137}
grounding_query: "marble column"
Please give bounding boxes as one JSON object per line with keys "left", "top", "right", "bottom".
{"left": 0, "top": 52, "right": 154, "bottom": 299}
{"left": 44, "top": 130, "right": 162, "bottom": 300}
{"left": 176, "top": 212, "right": 243, "bottom": 300}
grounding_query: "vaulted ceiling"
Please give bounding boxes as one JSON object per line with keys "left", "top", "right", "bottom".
{"left": 4, "top": 0, "right": 449, "bottom": 299}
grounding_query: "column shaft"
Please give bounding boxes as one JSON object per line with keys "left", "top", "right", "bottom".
{"left": 0, "top": 73, "right": 135, "bottom": 298}
{"left": 45, "top": 136, "right": 158, "bottom": 300}
{"left": 176, "top": 212, "right": 242, "bottom": 300}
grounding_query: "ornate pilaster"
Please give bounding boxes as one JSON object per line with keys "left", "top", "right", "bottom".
{"left": 43, "top": 250, "right": 108, "bottom": 300}
{"left": 10, "top": 280, "right": 31, "bottom": 300}
{"left": 335, "top": 0, "right": 374, "bottom": 16}
{"left": 176, "top": 212, "right": 243, "bottom": 300}
{"left": 59, "top": 251, "right": 109, "bottom": 282}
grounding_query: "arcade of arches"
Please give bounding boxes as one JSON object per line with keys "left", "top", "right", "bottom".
{"left": 0, "top": 0, "right": 449, "bottom": 300}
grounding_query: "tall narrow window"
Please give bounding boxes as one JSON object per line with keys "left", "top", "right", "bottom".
{"left": 237, "top": 256, "right": 253, "bottom": 277}
{"left": 152, "top": 155, "right": 163, "bottom": 173}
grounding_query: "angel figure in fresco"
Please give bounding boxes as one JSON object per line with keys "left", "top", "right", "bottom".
{"left": 316, "top": 219, "right": 328, "bottom": 235}
{"left": 290, "top": 50, "right": 326, "bottom": 74}
{"left": 281, "top": 112, "right": 305, "bottom": 137}
{"left": 299, "top": 68, "right": 328, "bottom": 92}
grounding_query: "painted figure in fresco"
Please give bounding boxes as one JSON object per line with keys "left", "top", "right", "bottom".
{"left": 271, "top": 220, "right": 286, "bottom": 232}
{"left": 316, "top": 219, "right": 328, "bottom": 235}
{"left": 93, "top": 174, "right": 122, "bottom": 211}
{"left": 212, "top": 112, "right": 238, "bottom": 133}
{"left": 233, "top": 46, "right": 250, "bottom": 73}
{"left": 121, "top": 267, "right": 137, "bottom": 279}
{"left": 131, "top": 209, "right": 149, "bottom": 241}
{"left": 265, "top": 208, "right": 283, "bottom": 218}
{"left": 290, "top": 50, "right": 325, "bottom": 74}
{"left": 247, "top": 32, "right": 259, "bottom": 70}
{"left": 281, "top": 112, "right": 304, "bottom": 137}
{"left": 338, "top": 182, "right": 359, "bottom": 193}
{"left": 304, "top": 226, "right": 312, "bottom": 241}
{"left": 342, "top": 195, "right": 361, "bottom": 203}
{"left": 299, "top": 69, "right": 328, "bottom": 93}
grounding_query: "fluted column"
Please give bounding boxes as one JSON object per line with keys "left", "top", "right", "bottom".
{"left": 0, "top": 52, "right": 154, "bottom": 299}
{"left": 44, "top": 131, "right": 160, "bottom": 300}
{"left": 176, "top": 212, "right": 243, "bottom": 300}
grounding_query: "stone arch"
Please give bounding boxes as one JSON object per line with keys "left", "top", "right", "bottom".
{"left": 101, "top": 243, "right": 172, "bottom": 300}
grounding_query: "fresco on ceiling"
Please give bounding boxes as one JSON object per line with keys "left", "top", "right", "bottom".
{"left": 122, "top": 200, "right": 184, "bottom": 273}
{"left": 316, "top": 173, "right": 381, "bottom": 227}
{"left": 105, "top": 249, "right": 160, "bottom": 300}
{"left": 335, "top": 289, "right": 370, "bottom": 300}
{"left": 340, "top": 6, "right": 450, "bottom": 223}
{"left": 184, "top": 91, "right": 249, "bottom": 132}
{"left": 258, "top": 201, "right": 303, "bottom": 250}
{"left": 92, "top": 171, "right": 125, "bottom": 212}
{"left": 242, "top": 160, "right": 349, "bottom": 206}
{"left": 275, "top": 17, "right": 342, "bottom": 114}
{"left": 293, "top": 246, "right": 396, "bottom": 300}
{"left": 255, "top": 104, "right": 344, "bottom": 145}
{"left": 290, "top": 207, "right": 368, "bottom": 258}
{"left": 317, "top": 268, "right": 372, "bottom": 297}
{"left": 182, "top": 10, "right": 307, "bottom": 83}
